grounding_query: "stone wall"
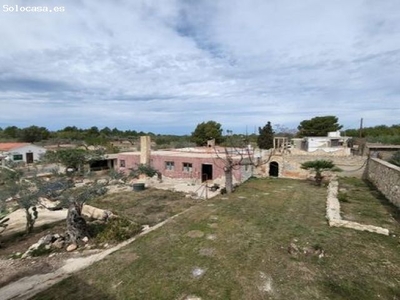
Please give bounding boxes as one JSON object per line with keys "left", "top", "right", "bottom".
{"left": 366, "top": 158, "right": 400, "bottom": 208}
{"left": 255, "top": 152, "right": 367, "bottom": 179}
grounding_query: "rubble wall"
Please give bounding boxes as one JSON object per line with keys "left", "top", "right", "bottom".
{"left": 366, "top": 158, "right": 400, "bottom": 208}
{"left": 255, "top": 153, "right": 367, "bottom": 179}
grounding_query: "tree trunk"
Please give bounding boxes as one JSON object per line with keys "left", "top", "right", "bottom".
{"left": 66, "top": 201, "right": 89, "bottom": 245}
{"left": 224, "top": 167, "right": 234, "bottom": 194}
{"left": 24, "top": 206, "right": 38, "bottom": 234}
{"left": 315, "top": 171, "right": 323, "bottom": 186}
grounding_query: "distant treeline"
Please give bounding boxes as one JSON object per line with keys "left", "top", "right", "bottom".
{"left": 345, "top": 124, "right": 400, "bottom": 144}
{"left": 1, "top": 123, "right": 399, "bottom": 146}
{"left": 0, "top": 125, "right": 193, "bottom": 148}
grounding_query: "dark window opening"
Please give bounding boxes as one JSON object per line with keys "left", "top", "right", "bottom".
{"left": 202, "top": 164, "right": 213, "bottom": 182}
{"left": 90, "top": 160, "right": 109, "bottom": 171}
{"left": 165, "top": 161, "right": 174, "bottom": 171}
{"left": 183, "top": 162, "right": 193, "bottom": 172}
{"left": 269, "top": 161, "right": 279, "bottom": 177}
{"left": 13, "top": 154, "right": 23, "bottom": 161}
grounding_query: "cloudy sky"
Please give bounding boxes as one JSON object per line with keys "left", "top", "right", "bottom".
{"left": 0, "top": 0, "right": 399, "bottom": 134}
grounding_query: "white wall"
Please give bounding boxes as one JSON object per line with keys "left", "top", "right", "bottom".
{"left": 5, "top": 144, "right": 47, "bottom": 163}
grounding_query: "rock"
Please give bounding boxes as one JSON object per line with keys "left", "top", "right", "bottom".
{"left": 191, "top": 267, "right": 206, "bottom": 278}
{"left": 288, "top": 242, "right": 299, "bottom": 255}
{"left": 82, "top": 205, "right": 112, "bottom": 221}
{"left": 38, "top": 197, "right": 61, "bottom": 210}
{"left": 52, "top": 239, "right": 65, "bottom": 249}
{"left": 186, "top": 230, "right": 204, "bottom": 238}
{"left": 206, "top": 234, "right": 217, "bottom": 240}
{"left": 82, "top": 236, "right": 89, "bottom": 243}
{"left": 28, "top": 243, "right": 41, "bottom": 251}
{"left": 97, "top": 178, "right": 109, "bottom": 185}
{"left": 184, "top": 296, "right": 202, "bottom": 300}
{"left": 66, "top": 244, "right": 78, "bottom": 252}
{"left": 109, "top": 179, "right": 119, "bottom": 185}
{"left": 39, "top": 234, "right": 56, "bottom": 245}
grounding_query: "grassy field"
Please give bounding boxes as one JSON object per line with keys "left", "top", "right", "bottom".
{"left": 87, "top": 187, "right": 196, "bottom": 227}
{"left": 338, "top": 177, "right": 400, "bottom": 233}
{"left": 34, "top": 178, "right": 400, "bottom": 300}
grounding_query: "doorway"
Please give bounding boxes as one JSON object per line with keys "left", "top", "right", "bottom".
{"left": 269, "top": 161, "right": 279, "bottom": 177}
{"left": 202, "top": 164, "right": 213, "bottom": 182}
{"left": 26, "top": 152, "right": 34, "bottom": 164}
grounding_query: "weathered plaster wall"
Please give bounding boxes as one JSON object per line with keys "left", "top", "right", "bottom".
{"left": 117, "top": 152, "right": 243, "bottom": 182}
{"left": 255, "top": 153, "right": 366, "bottom": 179}
{"left": 366, "top": 158, "right": 400, "bottom": 208}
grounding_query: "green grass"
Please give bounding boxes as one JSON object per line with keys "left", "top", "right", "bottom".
{"left": 86, "top": 188, "right": 195, "bottom": 226}
{"left": 34, "top": 178, "right": 400, "bottom": 300}
{"left": 338, "top": 177, "right": 400, "bottom": 234}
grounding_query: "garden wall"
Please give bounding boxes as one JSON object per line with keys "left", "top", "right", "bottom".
{"left": 255, "top": 153, "right": 366, "bottom": 179}
{"left": 366, "top": 158, "right": 400, "bottom": 208}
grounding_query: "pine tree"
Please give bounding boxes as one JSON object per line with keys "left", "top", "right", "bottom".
{"left": 257, "top": 122, "right": 274, "bottom": 149}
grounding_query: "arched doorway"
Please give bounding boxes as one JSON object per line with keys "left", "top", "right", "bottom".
{"left": 269, "top": 161, "right": 279, "bottom": 177}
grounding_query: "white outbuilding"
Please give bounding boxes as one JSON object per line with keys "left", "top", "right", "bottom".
{"left": 0, "top": 143, "right": 47, "bottom": 164}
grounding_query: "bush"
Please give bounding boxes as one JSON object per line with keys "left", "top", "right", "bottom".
{"left": 31, "top": 244, "right": 52, "bottom": 257}
{"left": 94, "top": 217, "right": 142, "bottom": 243}
{"left": 109, "top": 169, "right": 127, "bottom": 180}
{"left": 337, "top": 192, "right": 350, "bottom": 203}
{"left": 129, "top": 164, "right": 158, "bottom": 179}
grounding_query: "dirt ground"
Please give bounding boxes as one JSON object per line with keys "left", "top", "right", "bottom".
{"left": 0, "top": 222, "right": 105, "bottom": 289}
{"left": 0, "top": 178, "right": 217, "bottom": 295}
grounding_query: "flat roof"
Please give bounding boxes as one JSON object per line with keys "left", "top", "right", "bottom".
{"left": 366, "top": 144, "right": 400, "bottom": 149}
{"left": 118, "top": 149, "right": 248, "bottom": 159}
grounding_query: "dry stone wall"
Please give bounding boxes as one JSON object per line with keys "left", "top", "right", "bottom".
{"left": 326, "top": 179, "right": 389, "bottom": 235}
{"left": 366, "top": 158, "right": 400, "bottom": 208}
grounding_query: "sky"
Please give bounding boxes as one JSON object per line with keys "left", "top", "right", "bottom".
{"left": 0, "top": 0, "right": 399, "bottom": 135}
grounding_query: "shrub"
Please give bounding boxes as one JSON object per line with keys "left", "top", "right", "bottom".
{"left": 94, "top": 217, "right": 142, "bottom": 243}
{"left": 337, "top": 192, "right": 350, "bottom": 203}
{"left": 129, "top": 164, "right": 158, "bottom": 179}
{"left": 301, "top": 160, "right": 337, "bottom": 186}
{"left": 31, "top": 244, "right": 52, "bottom": 257}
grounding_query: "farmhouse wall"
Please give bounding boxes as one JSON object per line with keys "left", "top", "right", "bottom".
{"left": 5, "top": 144, "right": 47, "bottom": 163}
{"left": 117, "top": 152, "right": 243, "bottom": 182}
{"left": 366, "top": 158, "right": 400, "bottom": 208}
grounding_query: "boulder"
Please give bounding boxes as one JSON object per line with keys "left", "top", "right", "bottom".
{"left": 66, "top": 243, "right": 78, "bottom": 252}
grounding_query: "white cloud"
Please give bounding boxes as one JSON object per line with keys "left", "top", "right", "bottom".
{"left": 0, "top": 0, "right": 399, "bottom": 133}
